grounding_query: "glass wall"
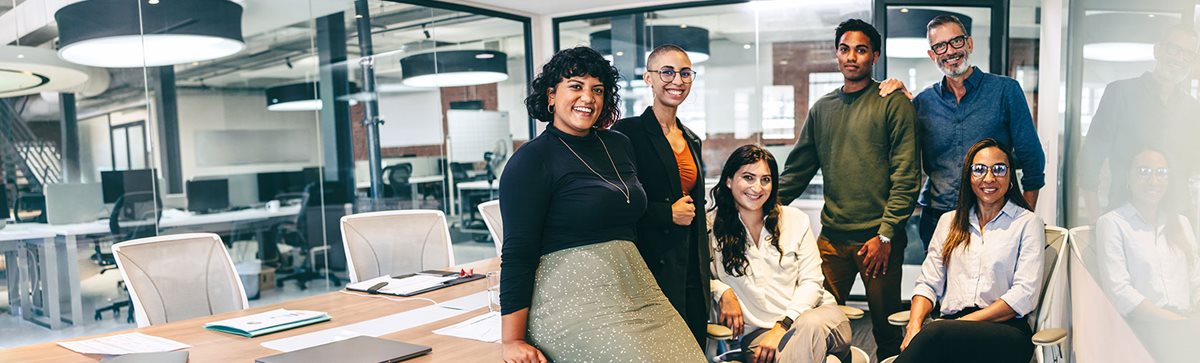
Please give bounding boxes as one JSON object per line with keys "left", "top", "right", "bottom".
{"left": 0, "top": 0, "right": 528, "bottom": 346}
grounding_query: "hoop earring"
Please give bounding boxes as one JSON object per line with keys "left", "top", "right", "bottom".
{"left": 547, "top": 104, "right": 554, "bottom": 115}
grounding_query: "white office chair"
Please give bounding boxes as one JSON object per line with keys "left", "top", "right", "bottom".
{"left": 477, "top": 200, "right": 503, "bottom": 256}
{"left": 340, "top": 209, "right": 455, "bottom": 283}
{"left": 112, "top": 233, "right": 249, "bottom": 327}
{"left": 882, "top": 226, "right": 1071, "bottom": 363}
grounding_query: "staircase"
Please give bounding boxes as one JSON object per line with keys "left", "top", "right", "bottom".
{"left": 0, "top": 98, "right": 62, "bottom": 194}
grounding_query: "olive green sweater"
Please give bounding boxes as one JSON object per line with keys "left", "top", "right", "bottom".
{"left": 778, "top": 80, "right": 920, "bottom": 241}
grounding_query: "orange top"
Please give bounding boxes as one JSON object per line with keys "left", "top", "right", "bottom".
{"left": 675, "top": 141, "right": 698, "bottom": 194}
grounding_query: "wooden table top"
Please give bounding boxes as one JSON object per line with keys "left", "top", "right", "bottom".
{"left": 0, "top": 258, "right": 502, "bottom": 362}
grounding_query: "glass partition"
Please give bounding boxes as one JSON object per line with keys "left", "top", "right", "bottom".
{"left": 0, "top": 0, "right": 529, "bottom": 347}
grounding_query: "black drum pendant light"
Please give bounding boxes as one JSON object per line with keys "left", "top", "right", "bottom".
{"left": 400, "top": 50, "right": 509, "bottom": 88}
{"left": 56, "top": 0, "right": 245, "bottom": 68}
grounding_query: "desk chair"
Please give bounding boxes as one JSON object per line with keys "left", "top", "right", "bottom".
{"left": 274, "top": 184, "right": 342, "bottom": 290}
{"left": 340, "top": 210, "right": 454, "bottom": 283}
{"left": 707, "top": 305, "right": 869, "bottom": 363}
{"left": 382, "top": 163, "right": 413, "bottom": 200}
{"left": 477, "top": 200, "right": 502, "bottom": 256}
{"left": 881, "top": 226, "right": 1070, "bottom": 363}
{"left": 94, "top": 191, "right": 161, "bottom": 322}
{"left": 13, "top": 193, "right": 45, "bottom": 223}
{"left": 112, "top": 233, "right": 249, "bottom": 327}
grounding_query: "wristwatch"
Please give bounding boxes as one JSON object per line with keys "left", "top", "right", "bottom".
{"left": 778, "top": 316, "right": 794, "bottom": 330}
{"left": 878, "top": 235, "right": 891, "bottom": 244}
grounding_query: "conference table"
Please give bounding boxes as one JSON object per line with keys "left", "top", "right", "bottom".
{"left": 0, "top": 258, "right": 502, "bottom": 362}
{"left": 6, "top": 204, "right": 302, "bottom": 329}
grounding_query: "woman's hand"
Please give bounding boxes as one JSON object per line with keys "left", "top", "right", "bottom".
{"left": 901, "top": 322, "right": 922, "bottom": 351}
{"left": 718, "top": 289, "right": 745, "bottom": 336}
{"left": 753, "top": 327, "right": 786, "bottom": 363}
{"left": 502, "top": 340, "right": 547, "bottom": 363}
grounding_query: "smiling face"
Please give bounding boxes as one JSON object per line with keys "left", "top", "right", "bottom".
{"left": 645, "top": 50, "right": 693, "bottom": 109}
{"left": 927, "top": 23, "right": 974, "bottom": 77}
{"left": 548, "top": 75, "right": 605, "bottom": 136}
{"left": 1153, "top": 28, "right": 1199, "bottom": 85}
{"left": 725, "top": 160, "right": 773, "bottom": 214}
{"left": 1128, "top": 150, "right": 1170, "bottom": 208}
{"left": 836, "top": 31, "right": 878, "bottom": 83}
{"left": 970, "top": 146, "right": 1010, "bottom": 208}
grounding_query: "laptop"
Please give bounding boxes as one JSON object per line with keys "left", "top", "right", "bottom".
{"left": 45, "top": 183, "right": 105, "bottom": 225}
{"left": 255, "top": 336, "right": 431, "bottom": 363}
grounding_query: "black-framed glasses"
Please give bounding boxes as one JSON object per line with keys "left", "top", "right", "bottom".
{"left": 1135, "top": 167, "right": 1170, "bottom": 180}
{"left": 646, "top": 68, "right": 698, "bottom": 83}
{"left": 1159, "top": 43, "right": 1199, "bottom": 60}
{"left": 931, "top": 35, "right": 968, "bottom": 55}
{"left": 971, "top": 163, "right": 1008, "bottom": 178}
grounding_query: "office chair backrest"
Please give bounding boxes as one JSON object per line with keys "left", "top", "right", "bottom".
{"left": 384, "top": 163, "right": 413, "bottom": 185}
{"left": 477, "top": 200, "right": 503, "bottom": 256}
{"left": 13, "top": 193, "right": 46, "bottom": 223}
{"left": 110, "top": 191, "right": 162, "bottom": 241}
{"left": 112, "top": 233, "right": 249, "bottom": 327}
{"left": 1032, "top": 226, "right": 1070, "bottom": 340}
{"left": 1069, "top": 226, "right": 1095, "bottom": 272}
{"left": 340, "top": 210, "right": 454, "bottom": 283}
{"left": 449, "top": 162, "right": 470, "bottom": 180}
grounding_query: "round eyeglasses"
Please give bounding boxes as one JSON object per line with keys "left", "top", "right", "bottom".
{"left": 646, "top": 68, "right": 698, "bottom": 83}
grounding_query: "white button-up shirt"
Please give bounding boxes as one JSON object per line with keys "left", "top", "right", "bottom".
{"left": 913, "top": 200, "right": 1045, "bottom": 317}
{"left": 709, "top": 206, "right": 836, "bottom": 332}
{"left": 1096, "top": 204, "right": 1200, "bottom": 316}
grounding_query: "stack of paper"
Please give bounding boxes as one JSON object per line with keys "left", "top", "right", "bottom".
{"left": 204, "top": 309, "right": 330, "bottom": 338}
{"left": 58, "top": 333, "right": 190, "bottom": 355}
{"left": 433, "top": 312, "right": 500, "bottom": 343}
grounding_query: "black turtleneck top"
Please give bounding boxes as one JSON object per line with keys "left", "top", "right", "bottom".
{"left": 498, "top": 125, "right": 648, "bottom": 315}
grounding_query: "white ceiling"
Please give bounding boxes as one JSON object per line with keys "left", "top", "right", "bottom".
{"left": 459, "top": 0, "right": 693, "bottom": 16}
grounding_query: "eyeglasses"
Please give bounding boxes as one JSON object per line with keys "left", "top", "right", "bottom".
{"left": 931, "top": 35, "right": 968, "bottom": 55}
{"left": 646, "top": 68, "right": 698, "bottom": 83}
{"left": 1159, "top": 43, "right": 1199, "bottom": 60}
{"left": 971, "top": 163, "right": 1008, "bottom": 178}
{"left": 1135, "top": 167, "right": 1170, "bottom": 180}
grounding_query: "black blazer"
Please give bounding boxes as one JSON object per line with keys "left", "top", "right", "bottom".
{"left": 612, "top": 107, "right": 711, "bottom": 316}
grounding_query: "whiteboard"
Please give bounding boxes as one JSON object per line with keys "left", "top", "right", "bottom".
{"left": 447, "top": 110, "right": 511, "bottom": 163}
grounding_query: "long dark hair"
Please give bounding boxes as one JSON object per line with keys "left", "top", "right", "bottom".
{"left": 1118, "top": 147, "right": 1194, "bottom": 264}
{"left": 709, "top": 145, "right": 782, "bottom": 277}
{"left": 524, "top": 46, "right": 622, "bottom": 128}
{"left": 942, "top": 138, "right": 1031, "bottom": 264}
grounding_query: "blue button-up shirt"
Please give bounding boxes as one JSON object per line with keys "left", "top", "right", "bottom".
{"left": 912, "top": 67, "right": 1046, "bottom": 210}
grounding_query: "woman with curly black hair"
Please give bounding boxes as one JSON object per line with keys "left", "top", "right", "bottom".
{"left": 708, "top": 145, "right": 851, "bottom": 363}
{"left": 498, "top": 46, "right": 705, "bottom": 363}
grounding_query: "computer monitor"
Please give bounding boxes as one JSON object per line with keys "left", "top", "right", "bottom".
{"left": 187, "top": 179, "right": 230, "bottom": 213}
{"left": 256, "top": 170, "right": 309, "bottom": 202}
{"left": 101, "top": 169, "right": 156, "bottom": 203}
{"left": 45, "top": 183, "right": 104, "bottom": 224}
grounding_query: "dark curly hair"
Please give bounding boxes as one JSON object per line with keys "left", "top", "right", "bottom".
{"left": 708, "top": 144, "right": 782, "bottom": 277}
{"left": 524, "top": 46, "right": 622, "bottom": 129}
{"left": 835, "top": 18, "right": 882, "bottom": 52}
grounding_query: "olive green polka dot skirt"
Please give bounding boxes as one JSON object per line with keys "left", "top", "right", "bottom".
{"left": 527, "top": 240, "right": 706, "bottom": 363}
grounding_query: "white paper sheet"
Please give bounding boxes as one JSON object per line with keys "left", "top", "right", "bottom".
{"left": 433, "top": 312, "right": 500, "bottom": 343}
{"left": 260, "top": 291, "right": 490, "bottom": 352}
{"left": 346, "top": 275, "right": 456, "bottom": 296}
{"left": 57, "top": 333, "right": 190, "bottom": 355}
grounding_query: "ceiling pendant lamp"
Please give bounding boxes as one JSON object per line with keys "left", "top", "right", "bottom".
{"left": 589, "top": 25, "right": 712, "bottom": 64}
{"left": 886, "top": 8, "right": 973, "bottom": 59}
{"left": 400, "top": 50, "right": 509, "bottom": 88}
{"left": 1083, "top": 12, "right": 1171, "bottom": 62}
{"left": 0, "top": 46, "right": 91, "bottom": 98}
{"left": 266, "top": 81, "right": 361, "bottom": 111}
{"left": 55, "top": 0, "right": 245, "bottom": 68}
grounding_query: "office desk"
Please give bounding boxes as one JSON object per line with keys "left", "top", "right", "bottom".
{"left": 357, "top": 175, "right": 445, "bottom": 209}
{"left": 0, "top": 258, "right": 502, "bottom": 362}
{"left": 0, "top": 228, "right": 62, "bottom": 328}
{"left": 11, "top": 205, "right": 302, "bottom": 329}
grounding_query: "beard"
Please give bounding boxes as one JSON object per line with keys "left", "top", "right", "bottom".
{"left": 938, "top": 50, "right": 971, "bottom": 77}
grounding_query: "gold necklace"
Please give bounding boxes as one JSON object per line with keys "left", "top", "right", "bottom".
{"left": 556, "top": 133, "right": 631, "bottom": 204}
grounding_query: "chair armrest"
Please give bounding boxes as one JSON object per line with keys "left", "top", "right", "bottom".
{"left": 1032, "top": 328, "right": 1068, "bottom": 346}
{"left": 888, "top": 311, "right": 911, "bottom": 326}
{"left": 707, "top": 323, "right": 733, "bottom": 340}
{"left": 837, "top": 305, "right": 865, "bottom": 320}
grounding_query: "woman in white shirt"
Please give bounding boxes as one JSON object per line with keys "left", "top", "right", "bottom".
{"left": 1096, "top": 147, "right": 1200, "bottom": 363}
{"left": 895, "top": 138, "right": 1044, "bottom": 363}
{"left": 708, "top": 145, "right": 851, "bottom": 363}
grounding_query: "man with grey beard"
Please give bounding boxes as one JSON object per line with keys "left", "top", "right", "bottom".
{"left": 881, "top": 15, "right": 1045, "bottom": 249}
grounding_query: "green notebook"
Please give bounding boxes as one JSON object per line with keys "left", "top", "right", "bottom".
{"left": 204, "top": 309, "right": 330, "bottom": 338}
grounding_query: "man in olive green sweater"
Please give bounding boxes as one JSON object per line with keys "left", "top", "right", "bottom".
{"left": 778, "top": 19, "right": 920, "bottom": 360}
